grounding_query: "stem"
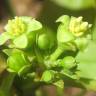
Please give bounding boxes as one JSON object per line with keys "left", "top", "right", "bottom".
{"left": 50, "top": 47, "right": 64, "bottom": 61}
{"left": 0, "top": 72, "right": 15, "bottom": 96}
{"left": 56, "top": 87, "right": 64, "bottom": 96}
{"left": 34, "top": 48, "right": 43, "bottom": 64}
{"left": 50, "top": 44, "right": 69, "bottom": 61}
{"left": 34, "top": 47, "right": 46, "bottom": 71}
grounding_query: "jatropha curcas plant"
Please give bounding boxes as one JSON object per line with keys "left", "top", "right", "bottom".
{"left": 1, "top": 15, "right": 96, "bottom": 96}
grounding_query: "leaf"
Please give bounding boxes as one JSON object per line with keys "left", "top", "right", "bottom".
{"left": 56, "top": 15, "right": 70, "bottom": 24}
{"left": 53, "top": 80, "right": 64, "bottom": 89}
{"left": 27, "top": 19, "right": 42, "bottom": 33}
{"left": 13, "top": 34, "right": 28, "bottom": 48}
{"left": 57, "top": 24, "right": 75, "bottom": 43}
{"left": 51, "top": 0, "right": 95, "bottom": 10}
{"left": 7, "top": 49, "right": 30, "bottom": 74}
{"left": 76, "top": 41, "right": 96, "bottom": 80}
{"left": 0, "top": 33, "right": 10, "bottom": 45}
{"left": 3, "top": 49, "right": 13, "bottom": 56}
{"left": 80, "top": 79, "right": 96, "bottom": 91}
{"left": 18, "top": 17, "right": 42, "bottom": 32}
{"left": 20, "top": 16, "right": 32, "bottom": 22}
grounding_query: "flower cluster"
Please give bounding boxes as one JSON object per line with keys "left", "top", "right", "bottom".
{"left": 0, "top": 15, "right": 94, "bottom": 92}
{"left": 69, "top": 16, "right": 92, "bottom": 37}
{"left": 5, "top": 17, "right": 27, "bottom": 37}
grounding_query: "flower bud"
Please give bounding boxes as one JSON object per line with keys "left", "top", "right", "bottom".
{"left": 37, "top": 34, "right": 51, "bottom": 50}
{"left": 7, "top": 50, "right": 30, "bottom": 75}
{"left": 60, "top": 56, "right": 76, "bottom": 69}
{"left": 41, "top": 70, "right": 55, "bottom": 83}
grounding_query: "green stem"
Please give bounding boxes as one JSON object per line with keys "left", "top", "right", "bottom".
{"left": 56, "top": 87, "right": 64, "bottom": 96}
{"left": 34, "top": 47, "right": 46, "bottom": 70}
{"left": 50, "top": 44, "right": 69, "bottom": 61}
{"left": 34, "top": 48, "right": 43, "bottom": 64}
{"left": 0, "top": 73, "right": 15, "bottom": 96}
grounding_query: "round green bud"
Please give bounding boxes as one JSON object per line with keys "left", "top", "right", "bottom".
{"left": 41, "top": 70, "right": 54, "bottom": 83}
{"left": 74, "top": 37, "right": 89, "bottom": 51}
{"left": 60, "top": 56, "right": 76, "bottom": 69}
{"left": 7, "top": 50, "right": 30, "bottom": 75}
{"left": 37, "top": 34, "right": 50, "bottom": 50}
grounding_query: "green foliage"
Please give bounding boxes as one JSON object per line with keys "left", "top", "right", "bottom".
{"left": 76, "top": 42, "right": 96, "bottom": 80}
{"left": 56, "top": 15, "right": 75, "bottom": 43}
{"left": 0, "top": 33, "right": 11, "bottom": 45}
{"left": 0, "top": 16, "right": 42, "bottom": 49}
{"left": 51, "top": 0, "right": 96, "bottom": 10}
{"left": 0, "top": 14, "right": 96, "bottom": 96}
{"left": 7, "top": 49, "right": 31, "bottom": 75}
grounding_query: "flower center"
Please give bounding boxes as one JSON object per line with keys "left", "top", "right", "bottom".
{"left": 6, "top": 17, "right": 27, "bottom": 37}
{"left": 69, "top": 16, "right": 92, "bottom": 37}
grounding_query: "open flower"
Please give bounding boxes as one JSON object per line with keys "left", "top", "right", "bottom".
{"left": 5, "top": 17, "right": 27, "bottom": 37}
{"left": 0, "top": 16, "right": 42, "bottom": 48}
{"left": 69, "top": 16, "right": 92, "bottom": 37}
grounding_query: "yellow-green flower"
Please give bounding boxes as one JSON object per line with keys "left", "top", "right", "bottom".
{"left": 69, "top": 16, "right": 92, "bottom": 37}
{"left": 0, "top": 16, "right": 42, "bottom": 48}
{"left": 5, "top": 17, "right": 27, "bottom": 37}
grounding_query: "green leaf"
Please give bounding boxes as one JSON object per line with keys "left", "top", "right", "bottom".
{"left": 3, "top": 49, "right": 13, "bottom": 56}
{"left": 61, "top": 69, "right": 78, "bottom": 80}
{"left": 20, "top": 17, "right": 42, "bottom": 32}
{"left": 53, "top": 80, "right": 64, "bottom": 89}
{"left": 7, "top": 49, "right": 30, "bottom": 75}
{"left": 0, "top": 33, "right": 10, "bottom": 45}
{"left": 27, "top": 19, "right": 42, "bottom": 33}
{"left": 51, "top": 0, "right": 95, "bottom": 10}
{"left": 20, "top": 16, "right": 32, "bottom": 22}
{"left": 56, "top": 15, "right": 70, "bottom": 24}
{"left": 57, "top": 24, "right": 75, "bottom": 43}
{"left": 13, "top": 34, "right": 28, "bottom": 48}
{"left": 80, "top": 79, "right": 96, "bottom": 91}
{"left": 76, "top": 41, "right": 96, "bottom": 80}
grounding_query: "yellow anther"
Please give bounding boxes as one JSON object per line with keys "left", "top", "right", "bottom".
{"left": 69, "top": 16, "right": 92, "bottom": 37}
{"left": 76, "top": 16, "right": 83, "bottom": 23}
{"left": 5, "top": 17, "right": 27, "bottom": 36}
